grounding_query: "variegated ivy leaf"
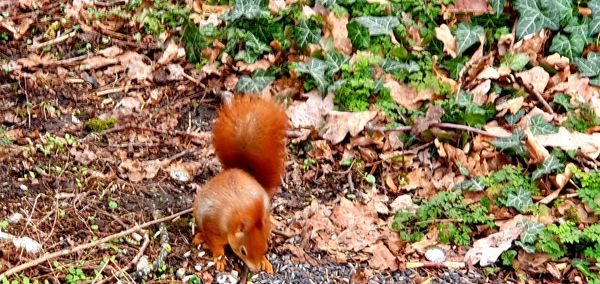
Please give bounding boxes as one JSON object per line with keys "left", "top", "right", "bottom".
{"left": 324, "top": 51, "right": 350, "bottom": 77}
{"left": 590, "top": 0, "right": 600, "bottom": 35}
{"left": 514, "top": 0, "right": 561, "bottom": 40}
{"left": 491, "top": 129, "right": 525, "bottom": 152}
{"left": 531, "top": 156, "right": 563, "bottom": 180}
{"left": 294, "top": 21, "right": 321, "bottom": 48}
{"left": 564, "top": 17, "right": 591, "bottom": 45}
{"left": 454, "top": 178, "right": 485, "bottom": 191}
{"left": 457, "top": 90, "right": 473, "bottom": 107}
{"left": 574, "top": 52, "right": 600, "bottom": 77}
{"left": 354, "top": 16, "right": 400, "bottom": 36}
{"left": 295, "top": 58, "right": 329, "bottom": 93}
{"left": 506, "top": 188, "right": 533, "bottom": 211}
{"left": 487, "top": 0, "right": 507, "bottom": 16}
{"left": 529, "top": 114, "right": 557, "bottom": 135}
{"left": 549, "top": 33, "right": 585, "bottom": 61}
{"left": 235, "top": 75, "right": 275, "bottom": 93}
{"left": 455, "top": 23, "right": 484, "bottom": 55}
{"left": 517, "top": 220, "right": 545, "bottom": 244}
{"left": 222, "top": 0, "right": 269, "bottom": 21}
{"left": 505, "top": 109, "right": 526, "bottom": 125}
{"left": 380, "top": 59, "right": 420, "bottom": 74}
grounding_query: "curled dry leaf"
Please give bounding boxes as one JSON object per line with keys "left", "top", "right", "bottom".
{"left": 321, "top": 110, "right": 377, "bottom": 145}
{"left": 435, "top": 24, "right": 457, "bottom": 58}
{"left": 514, "top": 30, "right": 550, "bottom": 65}
{"left": 118, "top": 159, "right": 162, "bottom": 182}
{"left": 157, "top": 41, "right": 184, "bottom": 65}
{"left": 389, "top": 194, "right": 419, "bottom": 213}
{"left": 525, "top": 127, "right": 550, "bottom": 165}
{"left": 535, "top": 127, "right": 600, "bottom": 160}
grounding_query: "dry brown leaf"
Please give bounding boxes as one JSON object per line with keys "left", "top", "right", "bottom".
{"left": 384, "top": 74, "right": 433, "bottom": 110}
{"left": 536, "top": 127, "right": 600, "bottom": 159}
{"left": 551, "top": 74, "right": 600, "bottom": 114}
{"left": 157, "top": 40, "right": 183, "bottom": 65}
{"left": 525, "top": 127, "right": 550, "bottom": 165}
{"left": 542, "top": 53, "right": 570, "bottom": 70}
{"left": 321, "top": 110, "right": 377, "bottom": 145}
{"left": 365, "top": 242, "right": 398, "bottom": 270}
{"left": 269, "top": 0, "right": 287, "bottom": 12}
{"left": 389, "top": 194, "right": 419, "bottom": 213}
{"left": 470, "top": 80, "right": 491, "bottom": 105}
{"left": 287, "top": 91, "right": 334, "bottom": 129}
{"left": 496, "top": 96, "right": 524, "bottom": 115}
{"left": 465, "top": 225, "right": 524, "bottom": 266}
{"left": 516, "top": 66, "right": 550, "bottom": 94}
{"left": 514, "top": 30, "right": 550, "bottom": 65}
{"left": 453, "top": 0, "right": 490, "bottom": 15}
{"left": 434, "top": 24, "right": 456, "bottom": 58}
{"left": 325, "top": 13, "right": 353, "bottom": 56}
{"left": 120, "top": 52, "right": 153, "bottom": 83}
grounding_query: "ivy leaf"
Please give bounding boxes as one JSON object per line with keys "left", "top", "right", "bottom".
{"left": 454, "top": 178, "right": 485, "bottom": 191}
{"left": 517, "top": 220, "right": 545, "bottom": 244}
{"left": 295, "top": 58, "right": 329, "bottom": 93}
{"left": 354, "top": 16, "right": 400, "bottom": 36}
{"left": 347, "top": 21, "right": 370, "bottom": 49}
{"left": 564, "top": 17, "right": 591, "bottom": 44}
{"left": 235, "top": 75, "right": 275, "bottom": 93}
{"left": 549, "top": 33, "right": 584, "bottom": 61}
{"left": 506, "top": 188, "right": 533, "bottom": 211}
{"left": 487, "top": 0, "right": 507, "bottom": 16}
{"left": 380, "top": 59, "right": 420, "bottom": 74}
{"left": 514, "top": 0, "right": 561, "bottom": 40}
{"left": 531, "top": 156, "right": 563, "bottom": 180}
{"left": 324, "top": 51, "right": 350, "bottom": 77}
{"left": 529, "top": 114, "right": 557, "bottom": 135}
{"left": 590, "top": 0, "right": 600, "bottom": 35}
{"left": 491, "top": 129, "right": 525, "bottom": 151}
{"left": 455, "top": 23, "right": 484, "bottom": 55}
{"left": 223, "top": 0, "right": 269, "bottom": 21}
{"left": 501, "top": 52, "right": 530, "bottom": 71}
{"left": 505, "top": 108, "right": 526, "bottom": 125}
{"left": 553, "top": 94, "right": 574, "bottom": 111}
{"left": 294, "top": 21, "right": 321, "bottom": 48}
{"left": 457, "top": 90, "right": 473, "bottom": 107}
{"left": 574, "top": 52, "right": 600, "bottom": 77}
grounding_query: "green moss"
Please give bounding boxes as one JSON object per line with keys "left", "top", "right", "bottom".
{"left": 85, "top": 117, "right": 117, "bottom": 132}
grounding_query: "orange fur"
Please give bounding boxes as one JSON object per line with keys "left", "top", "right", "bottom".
{"left": 212, "top": 95, "right": 288, "bottom": 197}
{"left": 192, "top": 96, "right": 287, "bottom": 273}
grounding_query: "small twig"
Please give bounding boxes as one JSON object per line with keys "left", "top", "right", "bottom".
{"left": 519, "top": 79, "right": 555, "bottom": 115}
{"left": 0, "top": 208, "right": 193, "bottom": 279}
{"left": 28, "top": 30, "right": 77, "bottom": 50}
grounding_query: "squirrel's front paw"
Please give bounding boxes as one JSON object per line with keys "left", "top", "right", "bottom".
{"left": 214, "top": 255, "right": 227, "bottom": 271}
{"left": 192, "top": 233, "right": 204, "bottom": 246}
{"left": 260, "top": 257, "right": 274, "bottom": 274}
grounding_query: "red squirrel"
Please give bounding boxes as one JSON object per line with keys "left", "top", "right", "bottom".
{"left": 192, "top": 95, "right": 288, "bottom": 274}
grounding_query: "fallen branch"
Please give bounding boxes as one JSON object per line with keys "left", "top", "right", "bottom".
{"left": 0, "top": 208, "right": 193, "bottom": 280}
{"left": 366, "top": 122, "right": 505, "bottom": 138}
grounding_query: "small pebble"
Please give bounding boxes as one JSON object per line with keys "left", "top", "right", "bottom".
{"left": 19, "top": 184, "right": 27, "bottom": 191}
{"left": 194, "top": 264, "right": 202, "bottom": 272}
{"left": 176, "top": 268, "right": 186, "bottom": 279}
{"left": 183, "top": 251, "right": 191, "bottom": 258}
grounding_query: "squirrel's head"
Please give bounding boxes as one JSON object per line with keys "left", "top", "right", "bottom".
{"left": 228, "top": 214, "right": 272, "bottom": 272}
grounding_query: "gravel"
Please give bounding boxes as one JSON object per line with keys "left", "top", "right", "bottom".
{"left": 251, "top": 253, "right": 483, "bottom": 284}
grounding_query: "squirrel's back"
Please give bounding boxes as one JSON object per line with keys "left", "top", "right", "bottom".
{"left": 212, "top": 95, "right": 288, "bottom": 197}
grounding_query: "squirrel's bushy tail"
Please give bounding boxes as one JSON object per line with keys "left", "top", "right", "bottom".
{"left": 212, "top": 95, "right": 288, "bottom": 197}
